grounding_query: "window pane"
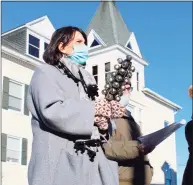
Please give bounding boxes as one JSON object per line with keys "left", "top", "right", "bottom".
{"left": 91, "top": 40, "right": 100, "bottom": 47}
{"left": 137, "top": 72, "right": 139, "bottom": 81}
{"left": 92, "top": 66, "right": 98, "bottom": 75}
{"left": 127, "top": 42, "right": 132, "bottom": 49}
{"left": 136, "top": 72, "right": 139, "bottom": 91}
{"left": 7, "top": 136, "right": 20, "bottom": 150}
{"left": 6, "top": 149, "right": 20, "bottom": 163}
{"left": 94, "top": 76, "right": 98, "bottom": 84}
{"left": 9, "top": 81, "right": 22, "bottom": 98}
{"left": 44, "top": 42, "right": 48, "bottom": 50}
{"left": 105, "top": 62, "right": 110, "bottom": 72}
{"left": 105, "top": 72, "right": 111, "bottom": 82}
{"left": 6, "top": 136, "right": 21, "bottom": 163}
{"left": 29, "top": 45, "right": 39, "bottom": 58}
{"left": 8, "top": 96, "right": 22, "bottom": 111}
{"left": 29, "top": 34, "right": 40, "bottom": 48}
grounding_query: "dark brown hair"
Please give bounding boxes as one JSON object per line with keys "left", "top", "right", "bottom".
{"left": 43, "top": 26, "right": 87, "bottom": 65}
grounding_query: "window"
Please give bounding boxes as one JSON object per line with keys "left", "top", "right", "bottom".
{"left": 28, "top": 34, "right": 40, "bottom": 58}
{"left": 105, "top": 62, "right": 111, "bottom": 82}
{"left": 91, "top": 39, "right": 100, "bottom": 48}
{"left": 6, "top": 135, "right": 21, "bottom": 163}
{"left": 8, "top": 80, "right": 23, "bottom": 112}
{"left": 44, "top": 42, "right": 48, "bottom": 50}
{"left": 92, "top": 65, "right": 98, "bottom": 84}
{"left": 164, "top": 121, "right": 169, "bottom": 127}
{"left": 136, "top": 72, "right": 139, "bottom": 91}
{"left": 127, "top": 42, "right": 132, "bottom": 50}
{"left": 1, "top": 133, "right": 28, "bottom": 165}
{"left": 2, "top": 77, "right": 30, "bottom": 115}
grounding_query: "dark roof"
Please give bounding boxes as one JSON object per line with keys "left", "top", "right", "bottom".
{"left": 86, "top": 1, "right": 132, "bottom": 50}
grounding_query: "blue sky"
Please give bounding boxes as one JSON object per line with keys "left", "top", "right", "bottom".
{"left": 2, "top": 2, "right": 192, "bottom": 185}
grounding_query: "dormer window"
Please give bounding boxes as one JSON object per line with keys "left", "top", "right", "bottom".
{"left": 27, "top": 30, "right": 50, "bottom": 60}
{"left": 90, "top": 39, "right": 100, "bottom": 48}
{"left": 127, "top": 42, "right": 132, "bottom": 50}
{"left": 88, "top": 30, "right": 106, "bottom": 50}
{"left": 28, "top": 34, "right": 40, "bottom": 58}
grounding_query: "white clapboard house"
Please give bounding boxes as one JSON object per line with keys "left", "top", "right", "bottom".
{"left": 1, "top": 1, "right": 181, "bottom": 185}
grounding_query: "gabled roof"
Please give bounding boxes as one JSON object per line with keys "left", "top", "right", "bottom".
{"left": 2, "top": 15, "right": 55, "bottom": 57}
{"left": 86, "top": 1, "right": 132, "bottom": 49}
{"left": 2, "top": 15, "right": 55, "bottom": 39}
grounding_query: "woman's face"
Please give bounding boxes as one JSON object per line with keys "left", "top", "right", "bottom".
{"left": 58, "top": 31, "right": 86, "bottom": 56}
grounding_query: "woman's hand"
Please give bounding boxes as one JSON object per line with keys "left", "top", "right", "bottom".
{"left": 138, "top": 143, "right": 155, "bottom": 155}
{"left": 94, "top": 98, "right": 126, "bottom": 130}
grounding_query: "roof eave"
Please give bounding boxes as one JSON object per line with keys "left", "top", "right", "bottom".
{"left": 2, "top": 45, "right": 42, "bottom": 69}
{"left": 88, "top": 44, "right": 149, "bottom": 66}
{"left": 142, "top": 88, "right": 182, "bottom": 111}
{"left": 2, "top": 26, "right": 26, "bottom": 37}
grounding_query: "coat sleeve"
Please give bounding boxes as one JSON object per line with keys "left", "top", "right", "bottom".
{"left": 185, "top": 120, "right": 192, "bottom": 149}
{"left": 102, "top": 140, "right": 140, "bottom": 160}
{"left": 28, "top": 69, "right": 95, "bottom": 136}
{"left": 102, "top": 118, "right": 142, "bottom": 160}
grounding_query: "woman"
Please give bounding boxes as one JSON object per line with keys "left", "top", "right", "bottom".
{"left": 27, "top": 26, "right": 124, "bottom": 185}
{"left": 182, "top": 85, "right": 192, "bottom": 185}
{"left": 99, "top": 84, "right": 154, "bottom": 185}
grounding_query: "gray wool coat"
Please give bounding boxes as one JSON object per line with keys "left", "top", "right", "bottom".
{"left": 27, "top": 63, "right": 119, "bottom": 185}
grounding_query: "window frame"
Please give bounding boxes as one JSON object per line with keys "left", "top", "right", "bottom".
{"left": 28, "top": 34, "right": 40, "bottom": 58}
{"left": 105, "top": 62, "right": 111, "bottom": 82}
{"left": 136, "top": 71, "right": 139, "bottom": 91}
{"left": 125, "top": 39, "right": 133, "bottom": 51}
{"left": 87, "top": 30, "right": 106, "bottom": 51}
{"left": 92, "top": 65, "right": 98, "bottom": 84}
{"left": 7, "top": 79, "right": 25, "bottom": 114}
{"left": 26, "top": 29, "right": 50, "bottom": 61}
{"left": 90, "top": 39, "right": 100, "bottom": 48}
{"left": 6, "top": 135, "right": 22, "bottom": 165}
{"left": 127, "top": 42, "right": 132, "bottom": 50}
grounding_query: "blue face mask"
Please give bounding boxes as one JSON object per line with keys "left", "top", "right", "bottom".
{"left": 68, "top": 44, "right": 88, "bottom": 65}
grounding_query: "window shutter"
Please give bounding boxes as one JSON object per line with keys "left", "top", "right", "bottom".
{"left": 2, "top": 77, "right": 9, "bottom": 110}
{"left": 21, "top": 138, "right": 28, "bottom": 165}
{"left": 1, "top": 133, "right": 7, "bottom": 162}
{"left": 24, "top": 84, "right": 29, "bottom": 116}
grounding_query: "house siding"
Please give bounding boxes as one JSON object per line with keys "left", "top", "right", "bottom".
{"left": 2, "top": 28, "right": 27, "bottom": 54}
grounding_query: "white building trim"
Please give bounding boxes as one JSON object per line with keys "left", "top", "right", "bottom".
{"left": 89, "top": 44, "right": 149, "bottom": 66}
{"left": 26, "top": 26, "right": 51, "bottom": 41}
{"left": 88, "top": 29, "right": 107, "bottom": 47}
{"left": 143, "top": 88, "right": 182, "bottom": 111}
{"left": 2, "top": 15, "right": 49, "bottom": 38}
{"left": 2, "top": 45, "right": 41, "bottom": 69}
{"left": 2, "top": 45, "right": 182, "bottom": 113}
{"left": 26, "top": 15, "right": 48, "bottom": 27}
{"left": 2, "top": 27, "right": 26, "bottom": 37}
